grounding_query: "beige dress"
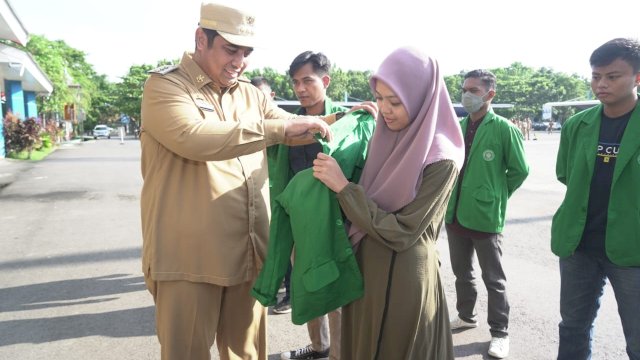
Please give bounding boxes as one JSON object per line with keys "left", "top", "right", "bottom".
{"left": 336, "top": 160, "right": 458, "bottom": 360}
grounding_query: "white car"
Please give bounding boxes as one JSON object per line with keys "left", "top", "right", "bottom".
{"left": 93, "top": 125, "right": 111, "bottom": 139}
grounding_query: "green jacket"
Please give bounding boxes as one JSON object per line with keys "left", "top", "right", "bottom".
{"left": 267, "top": 98, "right": 347, "bottom": 208}
{"left": 445, "top": 110, "right": 529, "bottom": 233}
{"left": 551, "top": 102, "right": 640, "bottom": 266}
{"left": 252, "top": 110, "right": 375, "bottom": 325}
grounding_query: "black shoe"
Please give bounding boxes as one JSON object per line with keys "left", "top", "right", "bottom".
{"left": 280, "top": 344, "right": 329, "bottom": 359}
{"left": 273, "top": 298, "right": 291, "bottom": 314}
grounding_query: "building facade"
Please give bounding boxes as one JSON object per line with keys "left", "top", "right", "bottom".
{"left": 0, "top": 0, "right": 53, "bottom": 157}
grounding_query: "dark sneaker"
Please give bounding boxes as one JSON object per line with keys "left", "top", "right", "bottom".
{"left": 450, "top": 316, "right": 478, "bottom": 330}
{"left": 280, "top": 344, "right": 329, "bottom": 359}
{"left": 273, "top": 298, "right": 291, "bottom": 314}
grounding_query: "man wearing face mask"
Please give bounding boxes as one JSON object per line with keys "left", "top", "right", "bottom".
{"left": 444, "top": 69, "right": 529, "bottom": 359}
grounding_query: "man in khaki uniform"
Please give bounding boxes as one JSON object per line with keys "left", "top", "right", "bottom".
{"left": 139, "top": 2, "right": 332, "bottom": 359}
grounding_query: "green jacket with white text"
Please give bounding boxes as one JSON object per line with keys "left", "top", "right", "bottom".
{"left": 551, "top": 102, "right": 640, "bottom": 266}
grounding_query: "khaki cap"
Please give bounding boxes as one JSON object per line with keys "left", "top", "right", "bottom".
{"left": 199, "top": 2, "right": 257, "bottom": 48}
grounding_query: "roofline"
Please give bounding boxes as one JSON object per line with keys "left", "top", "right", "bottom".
{"left": 1, "top": 0, "right": 29, "bottom": 45}
{"left": 0, "top": 43, "right": 53, "bottom": 94}
{"left": 543, "top": 100, "right": 600, "bottom": 107}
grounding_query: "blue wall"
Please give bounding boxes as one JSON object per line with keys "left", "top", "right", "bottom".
{"left": 5, "top": 80, "right": 25, "bottom": 120}
{"left": 24, "top": 91, "right": 37, "bottom": 119}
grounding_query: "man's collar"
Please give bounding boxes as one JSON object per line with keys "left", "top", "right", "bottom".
{"left": 180, "top": 52, "right": 240, "bottom": 93}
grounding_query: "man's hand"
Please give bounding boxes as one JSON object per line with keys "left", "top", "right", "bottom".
{"left": 284, "top": 116, "right": 333, "bottom": 142}
{"left": 348, "top": 101, "right": 378, "bottom": 118}
{"left": 313, "top": 153, "right": 349, "bottom": 193}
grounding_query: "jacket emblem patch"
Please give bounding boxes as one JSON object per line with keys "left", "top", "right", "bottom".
{"left": 483, "top": 150, "right": 495, "bottom": 161}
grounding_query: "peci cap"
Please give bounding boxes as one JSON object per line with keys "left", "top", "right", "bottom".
{"left": 199, "top": 2, "right": 257, "bottom": 48}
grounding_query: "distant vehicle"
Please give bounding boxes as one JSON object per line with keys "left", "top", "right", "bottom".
{"left": 532, "top": 122, "right": 547, "bottom": 131}
{"left": 93, "top": 125, "right": 111, "bottom": 139}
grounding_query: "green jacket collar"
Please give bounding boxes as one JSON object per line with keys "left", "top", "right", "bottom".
{"left": 295, "top": 97, "right": 338, "bottom": 116}
{"left": 462, "top": 108, "right": 499, "bottom": 159}
{"left": 462, "top": 108, "right": 498, "bottom": 127}
{"left": 577, "top": 102, "right": 640, "bottom": 183}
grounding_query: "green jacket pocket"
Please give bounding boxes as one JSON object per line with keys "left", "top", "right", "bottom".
{"left": 303, "top": 260, "right": 339, "bottom": 292}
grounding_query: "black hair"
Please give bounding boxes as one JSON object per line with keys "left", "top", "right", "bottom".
{"left": 202, "top": 28, "right": 219, "bottom": 48}
{"left": 464, "top": 69, "right": 497, "bottom": 91}
{"left": 590, "top": 38, "right": 640, "bottom": 73}
{"left": 250, "top": 76, "right": 270, "bottom": 88}
{"left": 288, "top": 51, "right": 331, "bottom": 78}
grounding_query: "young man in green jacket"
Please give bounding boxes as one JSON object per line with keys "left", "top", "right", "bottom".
{"left": 444, "top": 69, "right": 529, "bottom": 359}
{"left": 272, "top": 51, "right": 346, "bottom": 360}
{"left": 552, "top": 38, "right": 640, "bottom": 360}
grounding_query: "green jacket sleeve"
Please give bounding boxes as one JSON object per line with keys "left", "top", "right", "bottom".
{"left": 555, "top": 120, "right": 571, "bottom": 185}
{"left": 251, "top": 193, "right": 295, "bottom": 306}
{"left": 503, "top": 121, "right": 530, "bottom": 197}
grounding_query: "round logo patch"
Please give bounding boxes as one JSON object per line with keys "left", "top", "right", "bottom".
{"left": 483, "top": 150, "right": 495, "bottom": 161}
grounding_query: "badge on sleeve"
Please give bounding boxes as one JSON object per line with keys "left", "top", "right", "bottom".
{"left": 148, "top": 64, "right": 178, "bottom": 75}
{"left": 195, "top": 98, "right": 215, "bottom": 112}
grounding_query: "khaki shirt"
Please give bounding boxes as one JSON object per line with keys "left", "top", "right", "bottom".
{"left": 140, "top": 52, "right": 294, "bottom": 286}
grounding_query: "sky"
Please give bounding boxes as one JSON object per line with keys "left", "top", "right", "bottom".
{"left": 10, "top": 0, "right": 640, "bottom": 86}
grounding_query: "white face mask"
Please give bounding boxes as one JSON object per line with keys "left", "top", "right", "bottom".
{"left": 461, "top": 91, "right": 487, "bottom": 114}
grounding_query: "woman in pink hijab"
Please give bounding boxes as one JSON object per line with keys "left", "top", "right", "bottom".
{"left": 313, "top": 47, "right": 464, "bottom": 359}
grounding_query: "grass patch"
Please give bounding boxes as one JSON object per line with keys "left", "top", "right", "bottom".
{"left": 7, "top": 145, "right": 56, "bottom": 161}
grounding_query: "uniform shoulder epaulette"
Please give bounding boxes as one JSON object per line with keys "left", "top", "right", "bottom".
{"left": 238, "top": 75, "right": 251, "bottom": 83}
{"left": 148, "top": 64, "right": 179, "bottom": 75}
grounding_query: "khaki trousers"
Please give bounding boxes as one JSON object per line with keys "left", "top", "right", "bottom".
{"left": 308, "top": 308, "right": 341, "bottom": 360}
{"left": 145, "top": 277, "right": 267, "bottom": 360}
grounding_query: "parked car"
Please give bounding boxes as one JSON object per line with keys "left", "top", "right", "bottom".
{"left": 532, "top": 122, "right": 547, "bottom": 131}
{"left": 93, "top": 125, "right": 111, "bottom": 139}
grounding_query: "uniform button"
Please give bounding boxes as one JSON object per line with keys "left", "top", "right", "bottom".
{"left": 336, "top": 219, "right": 343, "bottom": 226}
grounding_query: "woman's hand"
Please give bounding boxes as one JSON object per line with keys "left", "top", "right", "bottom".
{"left": 348, "top": 101, "right": 378, "bottom": 119}
{"left": 313, "top": 153, "right": 349, "bottom": 193}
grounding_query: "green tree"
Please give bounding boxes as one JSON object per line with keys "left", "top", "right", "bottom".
{"left": 26, "top": 35, "right": 97, "bottom": 122}
{"left": 444, "top": 64, "right": 589, "bottom": 121}
{"left": 112, "top": 60, "right": 176, "bottom": 124}
{"left": 113, "top": 64, "right": 154, "bottom": 122}
{"left": 329, "top": 69, "right": 374, "bottom": 102}
{"left": 246, "top": 67, "right": 375, "bottom": 102}
{"left": 444, "top": 72, "right": 465, "bottom": 103}
{"left": 245, "top": 67, "right": 294, "bottom": 100}
{"left": 86, "top": 74, "right": 118, "bottom": 129}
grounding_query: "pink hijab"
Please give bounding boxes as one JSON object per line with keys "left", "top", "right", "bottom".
{"left": 348, "top": 47, "right": 464, "bottom": 246}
